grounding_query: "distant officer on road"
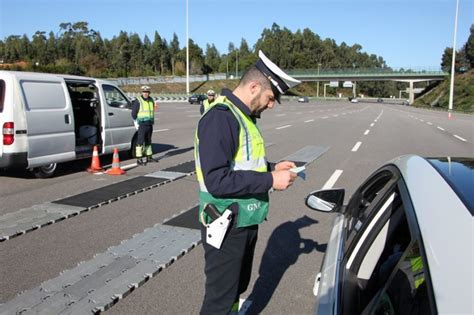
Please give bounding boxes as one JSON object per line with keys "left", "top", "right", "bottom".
{"left": 200, "top": 89, "right": 217, "bottom": 114}
{"left": 131, "top": 85, "right": 156, "bottom": 165}
{"left": 194, "top": 50, "right": 301, "bottom": 314}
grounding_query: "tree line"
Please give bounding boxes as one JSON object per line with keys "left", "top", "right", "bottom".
{"left": 0, "top": 22, "right": 472, "bottom": 97}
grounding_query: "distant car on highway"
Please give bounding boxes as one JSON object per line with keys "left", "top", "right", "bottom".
{"left": 298, "top": 96, "right": 309, "bottom": 103}
{"left": 350, "top": 98, "right": 359, "bottom": 103}
{"left": 305, "top": 155, "right": 473, "bottom": 315}
{"left": 188, "top": 94, "right": 207, "bottom": 105}
{"left": 377, "top": 98, "right": 384, "bottom": 103}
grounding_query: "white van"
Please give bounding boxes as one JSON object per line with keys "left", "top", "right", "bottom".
{"left": 0, "top": 71, "right": 138, "bottom": 178}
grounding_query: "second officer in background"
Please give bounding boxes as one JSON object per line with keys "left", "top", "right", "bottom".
{"left": 131, "top": 85, "right": 156, "bottom": 165}
{"left": 200, "top": 89, "right": 217, "bottom": 114}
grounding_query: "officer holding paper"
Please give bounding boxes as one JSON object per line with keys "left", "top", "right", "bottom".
{"left": 194, "top": 50, "right": 301, "bottom": 314}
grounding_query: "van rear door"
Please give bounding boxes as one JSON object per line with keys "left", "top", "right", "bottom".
{"left": 18, "top": 74, "right": 75, "bottom": 167}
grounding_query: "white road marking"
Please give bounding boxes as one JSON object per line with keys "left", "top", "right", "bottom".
{"left": 437, "top": 126, "right": 445, "bottom": 131}
{"left": 304, "top": 119, "right": 315, "bottom": 123}
{"left": 322, "top": 170, "right": 343, "bottom": 189}
{"left": 322, "top": 116, "right": 329, "bottom": 119}
{"left": 364, "top": 129, "right": 370, "bottom": 135}
{"left": 153, "top": 129, "right": 169, "bottom": 133}
{"left": 351, "top": 141, "right": 362, "bottom": 152}
{"left": 333, "top": 114, "right": 339, "bottom": 117}
{"left": 370, "top": 123, "right": 375, "bottom": 127}
{"left": 420, "top": 119, "right": 424, "bottom": 122}
{"left": 187, "top": 115, "right": 201, "bottom": 118}
{"left": 276, "top": 114, "right": 286, "bottom": 117}
{"left": 454, "top": 135, "right": 467, "bottom": 142}
{"left": 427, "top": 122, "right": 433, "bottom": 125}
{"left": 276, "top": 125, "right": 291, "bottom": 130}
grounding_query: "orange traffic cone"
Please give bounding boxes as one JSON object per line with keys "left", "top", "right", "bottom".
{"left": 87, "top": 145, "right": 103, "bottom": 173}
{"left": 107, "top": 148, "right": 125, "bottom": 175}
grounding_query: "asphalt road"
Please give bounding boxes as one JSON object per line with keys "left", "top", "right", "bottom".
{"left": 0, "top": 99, "right": 472, "bottom": 314}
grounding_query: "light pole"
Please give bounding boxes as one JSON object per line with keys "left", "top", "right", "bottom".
{"left": 316, "top": 63, "right": 321, "bottom": 98}
{"left": 448, "top": 0, "right": 459, "bottom": 119}
{"left": 185, "top": 0, "right": 189, "bottom": 94}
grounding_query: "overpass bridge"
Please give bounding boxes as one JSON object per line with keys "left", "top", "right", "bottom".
{"left": 287, "top": 68, "right": 448, "bottom": 104}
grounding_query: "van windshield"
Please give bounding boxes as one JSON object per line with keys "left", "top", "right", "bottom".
{"left": 0, "top": 80, "right": 5, "bottom": 112}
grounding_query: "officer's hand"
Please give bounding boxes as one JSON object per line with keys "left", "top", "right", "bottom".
{"left": 275, "top": 160, "right": 296, "bottom": 171}
{"left": 271, "top": 170, "right": 297, "bottom": 190}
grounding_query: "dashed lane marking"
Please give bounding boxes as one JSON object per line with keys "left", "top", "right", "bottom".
{"left": 276, "top": 125, "right": 292, "bottom": 130}
{"left": 304, "top": 119, "right": 315, "bottom": 123}
{"left": 351, "top": 141, "right": 362, "bottom": 152}
{"left": 153, "top": 129, "right": 170, "bottom": 133}
{"left": 322, "top": 170, "right": 343, "bottom": 189}
{"left": 437, "top": 126, "right": 445, "bottom": 131}
{"left": 364, "top": 129, "right": 370, "bottom": 135}
{"left": 454, "top": 135, "right": 467, "bottom": 142}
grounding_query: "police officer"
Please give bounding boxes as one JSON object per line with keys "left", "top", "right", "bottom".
{"left": 200, "top": 89, "right": 216, "bottom": 114}
{"left": 194, "top": 51, "right": 301, "bottom": 314}
{"left": 131, "top": 85, "right": 156, "bottom": 165}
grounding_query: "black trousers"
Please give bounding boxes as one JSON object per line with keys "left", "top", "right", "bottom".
{"left": 200, "top": 219, "right": 258, "bottom": 315}
{"left": 137, "top": 124, "right": 153, "bottom": 146}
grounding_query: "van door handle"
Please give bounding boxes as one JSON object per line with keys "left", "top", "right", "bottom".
{"left": 108, "top": 113, "right": 114, "bottom": 116}
{"left": 64, "top": 114, "right": 71, "bottom": 124}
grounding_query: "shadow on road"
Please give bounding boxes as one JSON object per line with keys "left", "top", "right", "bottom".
{"left": 246, "top": 215, "right": 326, "bottom": 314}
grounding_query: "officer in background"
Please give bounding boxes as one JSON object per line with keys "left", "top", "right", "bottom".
{"left": 200, "top": 89, "right": 216, "bottom": 114}
{"left": 131, "top": 85, "right": 156, "bottom": 165}
{"left": 194, "top": 50, "right": 301, "bottom": 314}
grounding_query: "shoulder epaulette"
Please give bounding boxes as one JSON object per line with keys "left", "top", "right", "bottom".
{"left": 214, "top": 104, "right": 229, "bottom": 111}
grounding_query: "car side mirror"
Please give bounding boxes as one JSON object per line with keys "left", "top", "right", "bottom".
{"left": 305, "top": 189, "right": 345, "bottom": 213}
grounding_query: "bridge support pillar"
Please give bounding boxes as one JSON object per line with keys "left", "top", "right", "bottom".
{"left": 352, "top": 81, "right": 357, "bottom": 98}
{"left": 408, "top": 81, "right": 415, "bottom": 105}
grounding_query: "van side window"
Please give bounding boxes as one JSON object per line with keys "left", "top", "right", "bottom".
{"left": 103, "top": 85, "right": 129, "bottom": 108}
{"left": 21, "top": 81, "right": 67, "bottom": 110}
{"left": 0, "top": 80, "right": 5, "bottom": 112}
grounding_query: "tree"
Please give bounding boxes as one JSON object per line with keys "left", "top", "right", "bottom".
{"left": 465, "top": 24, "right": 474, "bottom": 69}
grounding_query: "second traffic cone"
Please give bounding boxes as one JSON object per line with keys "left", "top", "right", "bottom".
{"left": 87, "top": 145, "right": 103, "bottom": 173}
{"left": 107, "top": 148, "right": 125, "bottom": 175}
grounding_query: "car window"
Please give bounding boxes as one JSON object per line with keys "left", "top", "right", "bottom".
{"left": 344, "top": 168, "right": 398, "bottom": 251}
{"left": 341, "top": 182, "right": 416, "bottom": 314}
{"left": 364, "top": 241, "right": 433, "bottom": 315}
{"left": 103, "top": 84, "right": 129, "bottom": 108}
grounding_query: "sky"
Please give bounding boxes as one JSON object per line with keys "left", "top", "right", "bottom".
{"left": 0, "top": 0, "right": 472, "bottom": 69}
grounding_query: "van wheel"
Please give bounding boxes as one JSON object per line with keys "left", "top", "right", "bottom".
{"left": 32, "top": 163, "right": 57, "bottom": 178}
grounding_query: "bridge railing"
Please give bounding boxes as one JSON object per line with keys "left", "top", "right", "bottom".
{"left": 286, "top": 67, "right": 447, "bottom": 77}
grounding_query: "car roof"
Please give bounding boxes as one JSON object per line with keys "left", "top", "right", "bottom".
{"left": 391, "top": 155, "right": 473, "bottom": 313}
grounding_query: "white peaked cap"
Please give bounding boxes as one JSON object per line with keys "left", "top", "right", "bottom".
{"left": 256, "top": 50, "right": 301, "bottom": 97}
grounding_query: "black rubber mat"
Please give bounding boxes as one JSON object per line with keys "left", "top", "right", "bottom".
{"left": 53, "top": 177, "right": 167, "bottom": 208}
{"left": 163, "top": 205, "right": 201, "bottom": 230}
{"left": 162, "top": 160, "right": 195, "bottom": 174}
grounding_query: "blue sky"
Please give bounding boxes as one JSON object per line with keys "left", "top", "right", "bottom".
{"left": 0, "top": 0, "right": 472, "bottom": 69}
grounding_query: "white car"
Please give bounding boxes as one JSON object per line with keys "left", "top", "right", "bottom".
{"left": 306, "top": 155, "right": 473, "bottom": 314}
{"left": 350, "top": 98, "right": 359, "bottom": 103}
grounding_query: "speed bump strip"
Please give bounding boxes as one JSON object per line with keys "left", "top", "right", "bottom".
{"left": 0, "top": 225, "right": 201, "bottom": 314}
{"left": 0, "top": 160, "right": 197, "bottom": 242}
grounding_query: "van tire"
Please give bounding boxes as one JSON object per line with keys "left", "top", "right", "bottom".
{"left": 32, "top": 163, "right": 57, "bottom": 178}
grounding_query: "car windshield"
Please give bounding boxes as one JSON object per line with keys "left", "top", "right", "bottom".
{"left": 427, "top": 158, "right": 474, "bottom": 215}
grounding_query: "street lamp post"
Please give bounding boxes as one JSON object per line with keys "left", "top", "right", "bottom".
{"left": 316, "top": 63, "right": 321, "bottom": 98}
{"left": 185, "top": 0, "right": 189, "bottom": 94}
{"left": 448, "top": 0, "right": 460, "bottom": 119}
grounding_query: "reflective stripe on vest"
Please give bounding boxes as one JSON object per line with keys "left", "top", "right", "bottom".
{"left": 203, "top": 99, "right": 215, "bottom": 111}
{"left": 195, "top": 96, "right": 267, "bottom": 193}
{"left": 137, "top": 96, "right": 154, "bottom": 123}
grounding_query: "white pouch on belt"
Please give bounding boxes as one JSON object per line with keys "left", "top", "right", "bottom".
{"left": 204, "top": 209, "right": 233, "bottom": 249}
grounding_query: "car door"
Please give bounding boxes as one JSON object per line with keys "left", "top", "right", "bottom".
{"left": 19, "top": 74, "right": 75, "bottom": 167}
{"left": 100, "top": 83, "right": 135, "bottom": 153}
{"left": 337, "top": 166, "right": 435, "bottom": 314}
